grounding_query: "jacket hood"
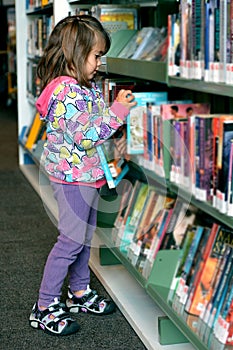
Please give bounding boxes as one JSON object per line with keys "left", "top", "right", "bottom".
{"left": 36, "top": 76, "right": 77, "bottom": 119}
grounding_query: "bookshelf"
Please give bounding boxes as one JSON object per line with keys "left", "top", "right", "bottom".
{"left": 16, "top": 1, "right": 233, "bottom": 349}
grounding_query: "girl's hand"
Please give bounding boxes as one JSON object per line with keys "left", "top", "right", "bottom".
{"left": 116, "top": 89, "right": 137, "bottom": 110}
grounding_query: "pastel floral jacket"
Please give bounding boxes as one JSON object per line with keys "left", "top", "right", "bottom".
{"left": 36, "top": 76, "right": 130, "bottom": 183}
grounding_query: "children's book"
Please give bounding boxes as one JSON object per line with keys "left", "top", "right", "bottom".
{"left": 159, "top": 199, "right": 197, "bottom": 250}
{"left": 114, "top": 180, "right": 142, "bottom": 248}
{"left": 119, "top": 182, "right": 149, "bottom": 254}
{"left": 173, "top": 225, "right": 205, "bottom": 306}
{"left": 168, "top": 225, "right": 196, "bottom": 304}
{"left": 127, "top": 91, "right": 168, "bottom": 155}
{"left": 25, "top": 111, "right": 46, "bottom": 150}
{"left": 159, "top": 102, "right": 210, "bottom": 187}
{"left": 97, "top": 140, "right": 129, "bottom": 189}
{"left": 184, "top": 223, "right": 222, "bottom": 315}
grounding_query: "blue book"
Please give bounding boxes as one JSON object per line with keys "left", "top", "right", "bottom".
{"left": 175, "top": 225, "right": 205, "bottom": 303}
{"left": 97, "top": 143, "right": 129, "bottom": 189}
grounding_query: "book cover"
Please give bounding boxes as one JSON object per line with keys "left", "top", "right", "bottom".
{"left": 184, "top": 223, "right": 222, "bottom": 315}
{"left": 207, "top": 247, "right": 233, "bottom": 344}
{"left": 159, "top": 199, "right": 197, "bottom": 250}
{"left": 127, "top": 187, "right": 158, "bottom": 264}
{"left": 96, "top": 141, "right": 130, "bottom": 189}
{"left": 198, "top": 242, "right": 231, "bottom": 343}
{"left": 127, "top": 91, "right": 168, "bottom": 155}
{"left": 174, "top": 225, "right": 205, "bottom": 304}
{"left": 112, "top": 181, "right": 134, "bottom": 240}
{"left": 180, "top": 226, "right": 211, "bottom": 307}
{"left": 160, "top": 102, "right": 210, "bottom": 187}
{"left": 119, "top": 182, "right": 148, "bottom": 254}
{"left": 92, "top": 4, "right": 139, "bottom": 31}
{"left": 115, "top": 180, "right": 142, "bottom": 248}
{"left": 141, "top": 208, "right": 173, "bottom": 279}
{"left": 213, "top": 254, "right": 233, "bottom": 344}
{"left": 137, "top": 208, "right": 173, "bottom": 276}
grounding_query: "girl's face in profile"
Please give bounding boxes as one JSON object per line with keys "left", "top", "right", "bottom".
{"left": 85, "top": 37, "right": 106, "bottom": 81}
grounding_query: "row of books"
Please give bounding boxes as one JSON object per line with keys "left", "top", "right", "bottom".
{"left": 27, "top": 14, "right": 54, "bottom": 58}
{"left": 126, "top": 93, "right": 233, "bottom": 217}
{"left": 111, "top": 180, "right": 199, "bottom": 279}
{"left": 169, "top": 221, "right": 233, "bottom": 347}
{"left": 27, "top": 59, "right": 42, "bottom": 100}
{"left": 107, "top": 26, "right": 168, "bottom": 62}
{"left": 26, "top": 0, "right": 53, "bottom": 10}
{"left": 168, "top": 2, "right": 233, "bottom": 85}
{"left": 111, "top": 178, "right": 233, "bottom": 347}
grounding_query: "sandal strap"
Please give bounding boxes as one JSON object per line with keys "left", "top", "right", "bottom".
{"left": 39, "top": 302, "right": 74, "bottom": 330}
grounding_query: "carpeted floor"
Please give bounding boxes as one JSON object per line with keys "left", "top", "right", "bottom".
{"left": 0, "top": 101, "right": 146, "bottom": 350}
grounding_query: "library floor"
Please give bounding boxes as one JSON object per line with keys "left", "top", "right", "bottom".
{"left": 0, "top": 100, "right": 147, "bottom": 350}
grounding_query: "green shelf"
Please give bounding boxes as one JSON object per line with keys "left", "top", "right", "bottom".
{"left": 146, "top": 250, "right": 209, "bottom": 350}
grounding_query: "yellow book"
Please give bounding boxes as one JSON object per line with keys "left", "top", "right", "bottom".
{"left": 41, "top": 0, "right": 49, "bottom": 6}
{"left": 25, "top": 112, "right": 43, "bottom": 150}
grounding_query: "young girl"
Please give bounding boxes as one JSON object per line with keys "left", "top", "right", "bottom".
{"left": 29, "top": 14, "right": 137, "bottom": 336}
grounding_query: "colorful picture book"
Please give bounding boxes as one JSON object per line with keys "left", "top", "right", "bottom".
{"left": 127, "top": 91, "right": 168, "bottom": 155}
{"left": 97, "top": 139, "right": 129, "bottom": 189}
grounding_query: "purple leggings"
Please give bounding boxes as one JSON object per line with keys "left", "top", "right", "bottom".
{"left": 38, "top": 182, "right": 100, "bottom": 307}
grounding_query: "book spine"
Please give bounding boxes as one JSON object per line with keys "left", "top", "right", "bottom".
{"left": 204, "top": 0, "right": 211, "bottom": 81}
{"left": 96, "top": 145, "right": 115, "bottom": 189}
{"left": 219, "top": 0, "right": 227, "bottom": 82}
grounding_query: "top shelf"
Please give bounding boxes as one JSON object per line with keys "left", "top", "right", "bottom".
{"left": 104, "top": 57, "right": 233, "bottom": 97}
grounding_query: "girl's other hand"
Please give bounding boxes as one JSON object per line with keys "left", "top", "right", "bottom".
{"left": 116, "top": 89, "right": 137, "bottom": 110}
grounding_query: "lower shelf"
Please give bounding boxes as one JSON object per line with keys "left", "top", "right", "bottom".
{"left": 19, "top": 163, "right": 195, "bottom": 350}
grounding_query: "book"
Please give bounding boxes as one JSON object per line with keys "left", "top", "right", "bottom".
{"left": 127, "top": 187, "right": 159, "bottom": 265}
{"left": 141, "top": 208, "right": 174, "bottom": 279}
{"left": 179, "top": 226, "right": 211, "bottom": 307}
{"left": 213, "top": 252, "right": 233, "bottom": 344}
{"left": 96, "top": 140, "right": 130, "bottom": 189}
{"left": 159, "top": 199, "right": 198, "bottom": 250}
{"left": 106, "top": 29, "right": 137, "bottom": 58}
{"left": 131, "top": 27, "right": 166, "bottom": 60}
{"left": 168, "top": 225, "right": 196, "bottom": 304}
{"left": 114, "top": 179, "right": 142, "bottom": 248}
{"left": 173, "top": 225, "right": 205, "bottom": 306}
{"left": 184, "top": 223, "right": 223, "bottom": 315}
{"left": 118, "top": 27, "right": 157, "bottom": 59}
{"left": 216, "top": 116, "right": 233, "bottom": 213}
{"left": 92, "top": 4, "right": 139, "bottom": 32}
{"left": 207, "top": 247, "right": 233, "bottom": 345}
{"left": 140, "top": 31, "right": 168, "bottom": 62}
{"left": 112, "top": 181, "right": 134, "bottom": 244}
{"left": 100, "top": 77, "right": 136, "bottom": 106}
{"left": 127, "top": 91, "right": 168, "bottom": 155}
{"left": 167, "top": 12, "right": 181, "bottom": 76}
{"left": 194, "top": 114, "right": 215, "bottom": 202}
{"left": 119, "top": 182, "right": 149, "bottom": 254}
{"left": 25, "top": 111, "right": 45, "bottom": 150}
{"left": 159, "top": 102, "right": 210, "bottom": 187}
{"left": 197, "top": 242, "right": 232, "bottom": 343}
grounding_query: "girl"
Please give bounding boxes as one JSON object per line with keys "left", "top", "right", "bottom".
{"left": 29, "top": 14, "right": 136, "bottom": 336}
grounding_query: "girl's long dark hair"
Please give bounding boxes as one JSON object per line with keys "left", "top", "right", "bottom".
{"left": 37, "top": 15, "right": 111, "bottom": 89}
